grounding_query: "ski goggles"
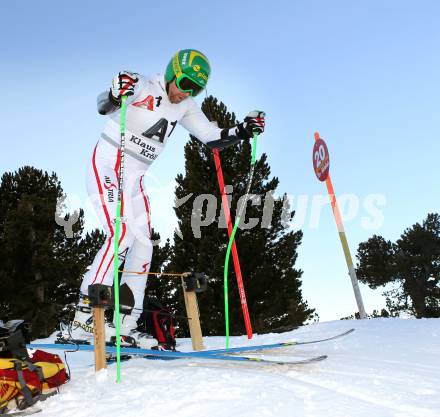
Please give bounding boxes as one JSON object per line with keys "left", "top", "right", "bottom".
{"left": 175, "top": 74, "right": 204, "bottom": 97}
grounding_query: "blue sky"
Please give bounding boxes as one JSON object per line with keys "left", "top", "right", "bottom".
{"left": 1, "top": 0, "right": 439, "bottom": 322}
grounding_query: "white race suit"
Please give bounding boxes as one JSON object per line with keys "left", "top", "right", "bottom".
{"left": 81, "top": 73, "right": 246, "bottom": 318}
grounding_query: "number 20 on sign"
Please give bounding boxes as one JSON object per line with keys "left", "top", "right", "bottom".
{"left": 313, "top": 136, "right": 330, "bottom": 182}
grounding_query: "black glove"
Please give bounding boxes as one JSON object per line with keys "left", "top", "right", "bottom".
{"left": 110, "top": 71, "right": 139, "bottom": 103}
{"left": 237, "top": 110, "right": 266, "bottom": 139}
{"left": 206, "top": 110, "right": 266, "bottom": 149}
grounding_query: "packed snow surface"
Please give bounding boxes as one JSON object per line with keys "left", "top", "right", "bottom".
{"left": 30, "top": 318, "right": 439, "bottom": 417}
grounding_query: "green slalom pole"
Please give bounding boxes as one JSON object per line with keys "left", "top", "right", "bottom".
{"left": 223, "top": 133, "right": 258, "bottom": 348}
{"left": 113, "top": 95, "right": 128, "bottom": 383}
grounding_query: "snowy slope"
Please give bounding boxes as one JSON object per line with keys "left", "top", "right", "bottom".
{"left": 29, "top": 318, "right": 439, "bottom": 417}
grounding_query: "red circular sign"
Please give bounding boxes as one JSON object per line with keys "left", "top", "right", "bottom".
{"left": 313, "top": 138, "right": 330, "bottom": 181}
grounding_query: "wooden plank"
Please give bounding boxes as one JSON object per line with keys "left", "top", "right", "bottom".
{"left": 93, "top": 307, "right": 107, "bottom": 371}
{"left": 181, "top": 277, "right": 204, "bottom": 351}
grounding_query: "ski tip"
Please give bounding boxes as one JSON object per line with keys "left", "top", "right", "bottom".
{"left": 287, "top": 327, "right": 356, "bottom": 345}
{"left": 339, "top": 328, "right": 355, "bottom": 337}
{"left": 249, "top": 354, "right": 328, "bottom": 366}
{"left": 277, "top": 354, "right": 328, "bottom": 366}
{"left": 291, "top": 354, "right": 328, "bottom": 365}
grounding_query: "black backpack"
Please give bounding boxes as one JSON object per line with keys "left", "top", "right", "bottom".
{"left": 0, "top": 320, "right": 31, "bottom": 359}
{"left": 137, "top": 297, "right": 176, "bottom": 350}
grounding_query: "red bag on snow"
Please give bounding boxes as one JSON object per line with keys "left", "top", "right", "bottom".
{"left": 0, "top": 349, "right": 68, "bottom": 412}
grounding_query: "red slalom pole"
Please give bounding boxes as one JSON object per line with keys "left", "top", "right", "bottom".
{"left": 213, "top": 148, "right": 253, "bottom": 339}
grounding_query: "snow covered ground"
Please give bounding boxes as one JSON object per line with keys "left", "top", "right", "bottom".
{"left": 30, "top": 318, "right": 439, "bottom": 417}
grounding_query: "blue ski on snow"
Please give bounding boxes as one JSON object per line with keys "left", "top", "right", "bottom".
{"left": 198, "top": 328, "right": 354, "bottom": 356}
{"left": 27, "top": 343, "right": 327, "bottom": 365}
{"left": 27, "top": 328, "right": 353, "bottom": 365}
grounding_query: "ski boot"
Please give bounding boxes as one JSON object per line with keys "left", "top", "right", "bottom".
{"left": 57, "top": 295, "right": 116, "bottom": 345}
{"left": 151, "top": 343, "right": 176, "bottom": 352}
{"left": 118, "top": 314, "right": 157, "bottom": 349}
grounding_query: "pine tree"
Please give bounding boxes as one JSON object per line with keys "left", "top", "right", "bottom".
{"left": 0, "top": 166, "right": 104, "bottom": 337}
{"left": 142, "top": 230, "right": 174, "bottom": 305}
{"left": 167, "top": 96, "right": 314, "bottom": 336}
{"left": 356, "top": 213, "right": 440, "bottom": 318}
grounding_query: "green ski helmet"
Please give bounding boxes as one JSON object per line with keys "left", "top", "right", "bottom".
{"left": 165, "top": 49, "right": 211, "bottom": 96}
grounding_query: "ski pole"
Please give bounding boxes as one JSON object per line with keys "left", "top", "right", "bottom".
{"left": 113, "top": 95, "right": 128, "bottom": 383}
{"left": 213, "top": 148, "right": 253, "bottom": 343}
{"left": 223, "top": 133, "right": 258, "bottom": 348}
{"left": 213, "top": 133, "right": 258, "bottom": 347}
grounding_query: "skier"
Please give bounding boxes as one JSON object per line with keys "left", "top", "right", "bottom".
{"left": 61, "top": 49, "right": 265, "bottom": 348}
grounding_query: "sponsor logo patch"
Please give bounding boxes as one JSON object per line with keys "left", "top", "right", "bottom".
{"left": 73, "top": 320, "right": 94, "bottom": 334}
{"left": 133, "top": 95, "right": 155, "bottom": 111}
